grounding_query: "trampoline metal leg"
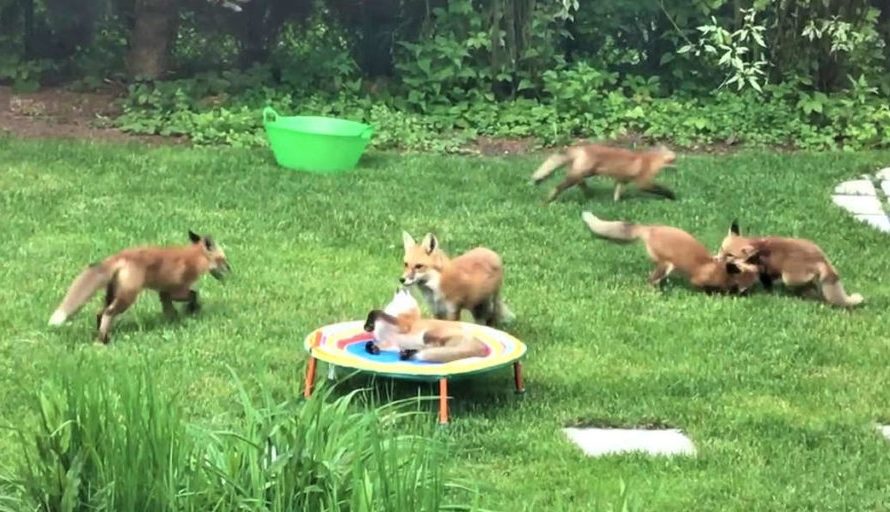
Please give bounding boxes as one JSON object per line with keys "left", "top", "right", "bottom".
{"left": 303, "top": 356, "right": 317, "bottom": 398}
{"left": 438, "top": 378, "right": 449, "bottom": 425}
{"left": 513, "top": 361, "right": 525, "bottom": 394}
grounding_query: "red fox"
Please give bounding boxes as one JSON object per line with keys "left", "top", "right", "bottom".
{"left": 581, "top": 212, "right": 760, "bottom": 293}
{"left": 716, "top": 220, "right": 864, "bottom": 307}
{"left": 363, "top": 288, "right": 488, "bottom": 362}
{"left": 48, "top": 230, "right": 231, "bottom": 343}
{"left": 400, "top": 231, "right": 514, "bottom": 326}
{"left": 531, "top": 143, "right": 678, "bottom": 203}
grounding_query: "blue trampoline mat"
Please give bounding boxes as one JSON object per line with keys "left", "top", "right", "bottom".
{"left": 344, "top": 341, "right": 441, "bottom": 365}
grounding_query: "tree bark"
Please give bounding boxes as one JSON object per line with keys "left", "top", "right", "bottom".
{"left": 127, "top": 0, "right": 179, "bottom": 80}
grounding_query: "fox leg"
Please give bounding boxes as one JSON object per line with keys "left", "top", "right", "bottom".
{"left": 97, "top": 289, "right": 138, "bottom": 344}
{"left": 759, "top": 272, "right": 775, "bottom": 290}
{"left": 546, "top": 176, "right": 581, "bottom": 203}
{"left": 547, "top": 164, "right": 593, "bottom": 203}
{"left": 780, "top": 270, "right": 821, "bottom": 300}
{"left": 159, "top": 292, "right": 178, "bottom": 320}
{"left": 96, "top": 280, "right": 116, "bottom": 330}
{"left": 183, "top": 290, "right": 200, "bottom": 315}
{"left": 160, "top": 289, "right": 199, "bottom": 317}
{"left": 648, "top": 262, "right": 674, "bottom": 287}
{"left": 471, "top": 299, "right": 495, "bottom": 326}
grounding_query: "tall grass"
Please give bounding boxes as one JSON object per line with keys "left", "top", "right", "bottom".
{"left": 1, "top": 361, "right": 478, "bottom": 512}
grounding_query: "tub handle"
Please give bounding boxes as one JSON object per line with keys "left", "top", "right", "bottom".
{"left": 262, "top": 107, "right": 279, "bottom": 124}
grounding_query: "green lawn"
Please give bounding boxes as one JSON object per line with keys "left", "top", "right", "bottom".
{"left": 1, "top": 135, "right": 889, "bottom": 511}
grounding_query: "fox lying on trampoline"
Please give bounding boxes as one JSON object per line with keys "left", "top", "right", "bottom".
{"left": 363, "top": 288, "right": 490, "bottom": 363}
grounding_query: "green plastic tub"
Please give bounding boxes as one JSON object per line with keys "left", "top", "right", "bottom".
{"left": 262, "top": 107, "right": 373, "bottom": 174}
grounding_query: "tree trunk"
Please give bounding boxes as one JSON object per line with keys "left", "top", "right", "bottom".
{"left": 126, "top": 0, "right": 178, "bottom": 80}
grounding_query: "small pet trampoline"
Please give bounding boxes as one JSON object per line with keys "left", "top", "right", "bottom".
{"left": 302, "top": 320, "right": 527, "bottom": 424}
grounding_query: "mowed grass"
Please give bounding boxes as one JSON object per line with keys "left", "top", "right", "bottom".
{"left": 1, "top": 135, "right": 889, "bottom": 511}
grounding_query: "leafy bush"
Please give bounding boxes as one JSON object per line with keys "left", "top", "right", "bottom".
{"left": 0, "top": 360, "right": 476, "bottom": 511}
{"left": 110, "top": 65, "right": 890, "bottom": 153}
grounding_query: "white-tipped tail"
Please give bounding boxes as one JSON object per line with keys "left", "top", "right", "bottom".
{"left": 48, "top": 309, "right": 67, "bottom": 326}
{"left": 581, "top": 211, "right": 599, "bottom": 226}
{"left": 581, "top": 211, "right": 640, "bottom": 242}
{"left": 820, "top": 278, "right": 865, "bottom": 308}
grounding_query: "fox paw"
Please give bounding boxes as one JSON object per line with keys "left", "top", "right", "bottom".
{"left": 365, "top": 341, "right": 381, "bottom": 355}
{"left": 399, "top": 349, "right": 418, "bottom": 361}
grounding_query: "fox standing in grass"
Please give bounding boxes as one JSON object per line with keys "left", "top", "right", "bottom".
{"left": 48, "top": 230, "right": 231, "bottom": 343}
{"left": 716, "top": 220, "right": 864, "bottom": 307}
{"left": 531, "top": 142, "right": 678, "bottom": 203}
{"left": 363, "top": 287, "right": 488, "bottom": 362}
{"left": 400, "top": 231, "right": 514, "bottom": 327}
{"left": 581, "top": 212, "right": 761, "bottom": 294}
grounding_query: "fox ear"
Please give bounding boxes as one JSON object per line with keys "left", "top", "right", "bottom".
{"left": 725, "top": 261, "right": 742, "bottom": 275}
{"left": 421, "top": 233, "right": 437, "bottom": 254}
{"left": 188, "top": 230, "right": 201, "bottom": 243}
{"left": 204, "top": 236, "right": 215, "bottom": 251}
{"left": 729, "top": 220, "right": 740, "bottom": 236}
{"left": 402, "top": 231, "right": 416, "bottom": 252}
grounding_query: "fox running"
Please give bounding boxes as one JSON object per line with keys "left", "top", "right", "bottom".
{"left": 531, "top": 143, "right": 678, "bottom": 203}
{"left": 48, "top": 230, "right": 231, "bottom": 343}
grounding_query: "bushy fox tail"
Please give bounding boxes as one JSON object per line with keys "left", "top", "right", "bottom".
{"left": 48, "top": 262, "right": 115, "bottom": 325}
{"left": 531, "top": 152, "right": 572, "bottom": 184}
{"left": 819, "top": 264, "right": 864, "bottom": 307}
{"left": 581, "top": 211, "right": 643, "bottom": 243}
{"left": 414, "top": 340, "right": 488, "bottom": 363}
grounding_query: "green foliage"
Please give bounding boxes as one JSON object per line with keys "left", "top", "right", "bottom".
{"left": 111, "top": 63, "right": 890, "bottom": 152}
{"left": 0, "top": 359, "right": 473, "bottom": 511}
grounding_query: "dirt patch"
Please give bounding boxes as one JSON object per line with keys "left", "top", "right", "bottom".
{"left": 0, "top": 85, "right": 185, "bottom": 145}
{"left": 565, "top": 417, "right": 678, "bottom": 430}
{"left": 469, "top": 136, "right": 539, "bottom": 156}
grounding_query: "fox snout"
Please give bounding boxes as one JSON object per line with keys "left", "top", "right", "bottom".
{"left": 210, "top": 259, "right": 231, "bottom": 281}
{"left": 400, "top": 270, "right": 419, "bottom": 286}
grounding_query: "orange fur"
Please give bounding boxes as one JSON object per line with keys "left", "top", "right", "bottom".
{"left": 582, "top": 212, "right": 760, "bottom": 293}
{"left": 400, "top": 232, "right": 513, "bottom": 326}
{"left": 531, "top": 143, "right": 678, "bottom": 203}
{"left": 364, "top": 289, "right": 488, "bottom": 363}
{"left": 717, "top": 221, "right": 863, "bottom": 307}
{"left": 48, "top": 230, "right": 231, "bottom": 343}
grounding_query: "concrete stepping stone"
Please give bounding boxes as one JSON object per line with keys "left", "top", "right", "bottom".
{"left": 855, "top": 214, "right": 890, "bottom": 232}
{"left": 831, "top": 194, "right": 885, "bottom": 215}
{"left": 834, "top": 178, "right": 877, "bottom": 196}
{"left": 831, "top": 169, "right": 890, "bottom": 234}
{"left": 563, "top": 427, "right": 696, "bottom": 457}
